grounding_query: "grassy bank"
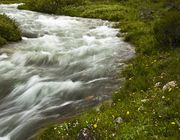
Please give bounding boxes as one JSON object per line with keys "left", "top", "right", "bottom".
{"left": 0, "top": 0, "right": 23, "bottom": 47}
{"left": 0, "top": 14, "right": 21, "bottom": 47}
{"left": 20, "top": 0, "right": 180, "bottom": 139}
{"left": 0, "top": 0, "right": 25, "bottom": 4}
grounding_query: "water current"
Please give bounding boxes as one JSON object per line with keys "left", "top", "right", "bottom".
{"left": 0, "top": 4, "right": 134, "bottom": 140}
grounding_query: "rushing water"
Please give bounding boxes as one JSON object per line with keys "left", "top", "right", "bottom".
{"left": 0, "top": 4, "right": 134, "bottom": 140}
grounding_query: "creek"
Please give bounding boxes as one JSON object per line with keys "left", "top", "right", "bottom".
{"left": 0, "top": 4, "right": 134, "bottom": 140}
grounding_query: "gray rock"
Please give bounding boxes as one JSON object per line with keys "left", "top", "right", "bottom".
{"left": 114, "top": 117, "right": 123, "bottom": 124}
{"left": 22, "top": 31, "right": 38, "bottom": 38}
{"left": 77, "top": 128, "right": 95, "bottom": 140}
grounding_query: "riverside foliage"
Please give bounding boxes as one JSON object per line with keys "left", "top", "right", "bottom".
{"left": 154, "top": 11, "right": 180, "bottom": 48}
{"left": 19, "top": 0, "right": 85, "bottom": 13}
{"left": 9, "top": 0, "right": 180, "bottom": 139}
{"left": 0, "top": 14, "right": 21, "bottom": 47}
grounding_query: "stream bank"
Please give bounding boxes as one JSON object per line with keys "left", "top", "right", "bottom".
{"left": 0, "top": 3, "right": 135, "bottom": 140}
{"left": 0, "top": 14, "right": 21, "bottom": 47}
{"left": 19, "top": 0, "right": 180, "bottom": 139}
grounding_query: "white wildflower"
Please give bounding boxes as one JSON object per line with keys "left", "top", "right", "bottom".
{"left": 162, "top": 81, "right": 177, "bottom": 91}
{"left": 141, "top": 99, "right": 148, "bottom": 103}
{"left": 154, "top": 82, "right": 161, "bottom": 88}
{"left": 162, "top": 96, "right": 165, "bottom": 99}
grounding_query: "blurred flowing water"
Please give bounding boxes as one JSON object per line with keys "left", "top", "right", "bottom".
{"left": 0, "top": 4, "right": 134, "bottom": 140}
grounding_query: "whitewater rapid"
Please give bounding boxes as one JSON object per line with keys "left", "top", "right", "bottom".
{"left": 0, "top": 4, "right": 134, "bottom": 140}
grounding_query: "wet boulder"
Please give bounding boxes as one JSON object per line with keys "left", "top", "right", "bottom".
{"left": 22, "top": 31, "right": 38, "bottom": 38}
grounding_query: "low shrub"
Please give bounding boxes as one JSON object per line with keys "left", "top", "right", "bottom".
{"left": 154, "top": 11, "right": 180, "bottom": 48}
{"left": 0, "top": 14, "right": 21, "bottom": 47}
{"left": 0, "top": 36, "right": 7, "bottom": 46}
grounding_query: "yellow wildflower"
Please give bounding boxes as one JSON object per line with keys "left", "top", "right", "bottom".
{"left": 93, "top": 124, "right": 97, "bottom": 128}
{"left": 171, "top": 122, "right": 175, "bottom": 125}
{"left": 126, "top": 111, "right": 130, "bottom": 115}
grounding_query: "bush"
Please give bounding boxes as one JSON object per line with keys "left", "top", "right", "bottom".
{"left": 0, "top": 14, "right": 21, "bottom": 47}
{"left": 26, "top": 0, "right": 85, "bottom": 13}
{"left": 0, "top": 36, "right": 7, "bottom": 46}
{"left": 33, "top": 0, "right": 62, "bottom": 13}
{"left": 154, "top": 11, "right": 180, "bottom": 48}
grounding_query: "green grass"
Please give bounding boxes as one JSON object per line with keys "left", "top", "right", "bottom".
{"left": 0, "top": 0, "right": 24, "bottom": 47}
{"left": 19, "top": 0, "right": 180, "bottom": 139}
{"left": 0, "top": 0, "right": 26, "bottom": 4}
{"left": 0, "top": 14, "right": 21, "bottom": 47}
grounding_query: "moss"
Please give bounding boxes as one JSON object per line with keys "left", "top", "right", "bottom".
{"left": 0, "top": 14, "right": 21, "bottom": 47}
{"left": 20, "top": 0, "right": 180, "bottom": 139}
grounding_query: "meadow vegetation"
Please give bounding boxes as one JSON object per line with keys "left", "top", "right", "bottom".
{"left": 4, "top": 0, "right": 180, "bottom": 139}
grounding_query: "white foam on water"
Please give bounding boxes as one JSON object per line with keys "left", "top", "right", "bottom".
{"left": 36, "top": 15, "right": 81, "bottom": 29}
{"left": 86, "top": 77, "right": 109, "bottom": 84}
{"left": 15, "top": 79, "right": 82, "bottom": 106}
{"left": 0, "top": 53, "right": 8, "bottom": 61}
{"left": 0, "top": 136, "right": 10, "bottom": 140}
{"left": 0, "top": 4, "right": 135, "bottom": 140}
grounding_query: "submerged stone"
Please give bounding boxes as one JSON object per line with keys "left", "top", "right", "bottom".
{"left": 22, "top": 31, "right": 38, "bottom": 38}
